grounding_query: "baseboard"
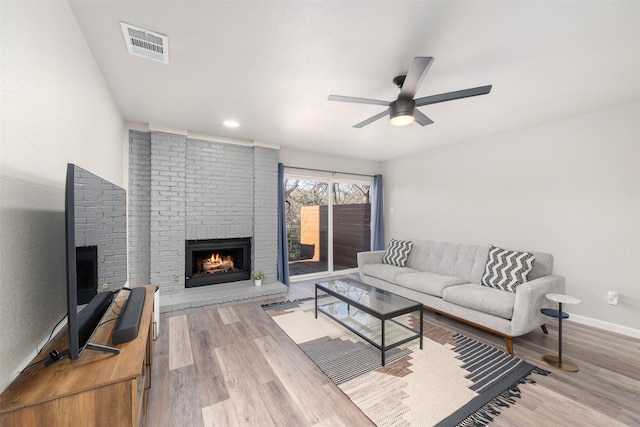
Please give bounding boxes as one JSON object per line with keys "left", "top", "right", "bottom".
{"left": 566, "top": 312, "right": 640, "bottom": 339}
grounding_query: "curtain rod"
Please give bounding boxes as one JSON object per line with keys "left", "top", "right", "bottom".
{"left": 283, "top": 165, "right": 375, "bottom": 178}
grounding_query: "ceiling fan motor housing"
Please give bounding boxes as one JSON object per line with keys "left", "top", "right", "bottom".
{"left": 389, "top": 98, "right": 416, "bottom": 126}
{"left": 390, "top": 99, "right": 416, "bottom": 119}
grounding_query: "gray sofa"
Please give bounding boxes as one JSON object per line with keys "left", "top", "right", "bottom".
{"left": 357, "top": 239, "right": 565, "bottom": 354}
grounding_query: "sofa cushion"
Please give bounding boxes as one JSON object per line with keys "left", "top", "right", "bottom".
{"left": 382, "top": 239, "right": 413, "bottom": 267}
{"left": 362, "top": 263, "right": 418, "bottom": 284}
{"left": 396, "top": 272, "right": 467, "bottom": 297}
{"left": 481, "top": 245, "right": 535, "bottom": 293}
{"left": 443, "top": 283, "right": 516, "bottom": 320}
{"left": 405, "top": 240, "right": 489, "bottom": 284}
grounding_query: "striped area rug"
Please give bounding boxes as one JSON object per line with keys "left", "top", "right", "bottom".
{"left": 264, "top": 298, "right": 547, "bottom": 427}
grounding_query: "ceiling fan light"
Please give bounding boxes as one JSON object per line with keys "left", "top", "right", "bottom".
{"left": 390, "top": 114, "right": 415, "bottom": 126}
{"left": 389, "top": 99, "right": 416, "bottom": 126}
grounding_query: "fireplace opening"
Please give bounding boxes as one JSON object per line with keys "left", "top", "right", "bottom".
{"left": 185, "top": 238, "right": 251, "bottom": 288}
{"left": 76, "top": 245, "right": 98, "bottom": 304}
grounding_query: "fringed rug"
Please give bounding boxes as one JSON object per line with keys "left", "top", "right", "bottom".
{"left": 263, "top": 298, "right": 548, "bottom": 427}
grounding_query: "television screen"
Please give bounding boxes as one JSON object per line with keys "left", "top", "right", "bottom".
{"left": 65, "top": 164, "right": 127, "bottom": 360}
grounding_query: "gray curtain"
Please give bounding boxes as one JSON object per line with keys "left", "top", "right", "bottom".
{"left": 370, "top": 174, "right": 385, "bottom": 250}
{"left": 277, "top": 163, "right": 290, "bottom": 285}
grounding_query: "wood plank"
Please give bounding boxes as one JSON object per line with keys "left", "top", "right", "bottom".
{"left": 217, "top": 306, "right": 240, "bottom": 324}
{"left": 169, "top": 365, "right": 204, "bottom": 427}
{"left": 201, "top": 398, "right": 242, "bottom": 427}
{"left": 146, "top": 316, "right": 170, "bottom": 427}
{"left": 168, "top": 315, "right": 194, "bottom": 370}
{"left": 491, "top": 384, "right": 628, "bottom": 426}
{"left": 214, "top": 343, "right": 275, "bottom": 426}
{"left": 188, "top": 328, "right": 230, "bottom": 407}
{"left": 146, "top": 352, "right": 169, "bottom": 427}
{"left": 252, "top": 334, "right": 326, "bottom": 425}
{"left": 254, "top": 380, "right": 311, "bottom": 427}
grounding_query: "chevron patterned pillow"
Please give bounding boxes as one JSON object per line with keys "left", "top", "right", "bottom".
{"left": 481, "top": 245, "right": 535, "bottom": 292}
{"left": 382, "top": 239, "right": 413, "bottom": 267}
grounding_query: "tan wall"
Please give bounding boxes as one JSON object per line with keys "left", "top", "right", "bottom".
{"left": 300, "top": 205, "right": 320, "bottom": 261}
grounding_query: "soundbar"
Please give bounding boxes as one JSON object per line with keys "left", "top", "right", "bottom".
{"left": 112, "top": 287, "right": 146, "bottom": 344}
{"left": 78, "top": 291, "right": 114, "bottom": 347}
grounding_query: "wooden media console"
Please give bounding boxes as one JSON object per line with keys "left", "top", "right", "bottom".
{"left": 0, "top": 285, "right": 155, "bottom": 426}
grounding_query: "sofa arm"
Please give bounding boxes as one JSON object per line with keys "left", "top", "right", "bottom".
{"left": 510, "top": 274, "right": 566, "bottom": 336}
{"left": 357, "top": 251, "right": 385, "bottom": 278}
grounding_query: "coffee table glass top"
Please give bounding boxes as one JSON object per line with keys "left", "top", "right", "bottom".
{"left": 316, "top": 279, "right": 420, "bottom": 317}
{"left": 315, "top": 279, "right": 423, "bottom": 358}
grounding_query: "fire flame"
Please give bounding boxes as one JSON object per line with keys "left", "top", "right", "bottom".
{"left": 209, "top": 253, "right": 234, "bottom": 268}
{"left": 201, "top": 252, "right": 234, "bottom": 273}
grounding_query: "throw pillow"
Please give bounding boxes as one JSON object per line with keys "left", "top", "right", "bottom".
{"left": 382, "top": 239, "right": 413, "bottom": 267}
{"left": 481, "top": 245, "right": 535, "bottom": 292}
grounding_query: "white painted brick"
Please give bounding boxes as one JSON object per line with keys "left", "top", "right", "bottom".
{"left": 129, "top": 131, "right": 279, "bottom": 294}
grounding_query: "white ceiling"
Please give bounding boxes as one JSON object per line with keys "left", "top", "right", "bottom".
{"left": 68, "top": 1, "right": 640, "bottom": 162}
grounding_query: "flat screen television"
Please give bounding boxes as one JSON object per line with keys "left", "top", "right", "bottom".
{"left": 59, "top": 163, "right": 128, "bottom": 362}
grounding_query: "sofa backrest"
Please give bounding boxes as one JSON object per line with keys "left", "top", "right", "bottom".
{"left": 526, "top": 250, "right": 554, "bottom": 280}
{"left": 406, "top": 240, "right": 489, "bottom": 283}
{"left": 405, "top": 240, "right": 554, "bottom": 284}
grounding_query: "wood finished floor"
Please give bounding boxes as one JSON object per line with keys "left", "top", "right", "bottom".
{"left": 147, "top": 275, "right": 640, "bottom": 426}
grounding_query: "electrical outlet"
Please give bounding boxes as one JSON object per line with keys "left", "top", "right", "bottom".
{"left": 102, "top": 283, "right": 109, "bottom": 290}
{"left": 607, "top": 291, "right": 619, "bottom": 306}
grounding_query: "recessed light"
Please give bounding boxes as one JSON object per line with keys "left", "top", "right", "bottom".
{"left": 223, "top": 119, "right": 240, "bottom": 128}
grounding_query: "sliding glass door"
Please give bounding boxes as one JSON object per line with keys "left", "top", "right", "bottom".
{"left": 285, "top": 175, "right": 371, "bottom": 278}
{"left": 285, "top": 178, "right": 329, "bottom": 276}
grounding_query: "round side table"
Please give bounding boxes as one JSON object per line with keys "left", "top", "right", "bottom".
{"left": 541, "top": 293, "right": 580, "bottom": 372}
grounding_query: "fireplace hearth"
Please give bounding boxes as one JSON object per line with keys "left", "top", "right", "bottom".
{"left": 185, "top": 238, "right": 251, "bottom": 288}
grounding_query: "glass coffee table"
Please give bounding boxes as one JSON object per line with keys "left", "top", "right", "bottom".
{"left": 315, "top": 279, "right": 423, "bottom": 366}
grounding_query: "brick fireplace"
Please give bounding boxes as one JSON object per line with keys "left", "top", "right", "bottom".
{"left": 128, "top": 130, "right": 279, "bottom": 299}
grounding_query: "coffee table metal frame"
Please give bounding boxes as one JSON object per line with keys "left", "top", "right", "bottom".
{"left": 315, "top": 279, "right": 423, "bottom": 366}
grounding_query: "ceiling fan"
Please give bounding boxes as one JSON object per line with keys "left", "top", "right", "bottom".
{"left": 328, "top": 57, "right": 492, "bottom": 128}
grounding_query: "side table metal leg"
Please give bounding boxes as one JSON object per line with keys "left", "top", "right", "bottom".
{"left": 558, "top": 302, "right": 563, "bottom": 366}
{"left": 419, "top": 307, "right": 423, "bottom": 349}
{"left": 381, "top": 320, "right": 386, "bottom": 366}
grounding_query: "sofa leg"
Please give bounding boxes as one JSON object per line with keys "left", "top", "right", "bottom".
{"left": 541, "top": 324, "right": 549, "bottom": 334}
{"left": 504, "top": 337, "right": 514, "bottom": 355}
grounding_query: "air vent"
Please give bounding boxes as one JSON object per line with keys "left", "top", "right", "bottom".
{"left": 120, "top": 22, "right": 169, "bottom": 64}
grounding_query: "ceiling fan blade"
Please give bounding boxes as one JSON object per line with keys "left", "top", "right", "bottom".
{"left": 399, "top": 57, "right": 434, "bottom": 100}
{"left": 353, "top": 109, "right": 390, "bottom": 128}
{"left": 328, "top": 95, "right": 390, "bottom": 107}
{"left": 414, "top": 85, "right": 492, "bottom": 107}
{"left": 413, "top": 109, "right": 434, "bottom": 126}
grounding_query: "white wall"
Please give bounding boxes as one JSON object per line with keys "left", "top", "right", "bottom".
{"left": 383, "top": 102, "right": 640, "bottom": 336}
{"left": 279, "top": 146, "right": 381, "bottom": 178}
{"left": 0, "top": 2, "right": 125, "bottom": 392}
